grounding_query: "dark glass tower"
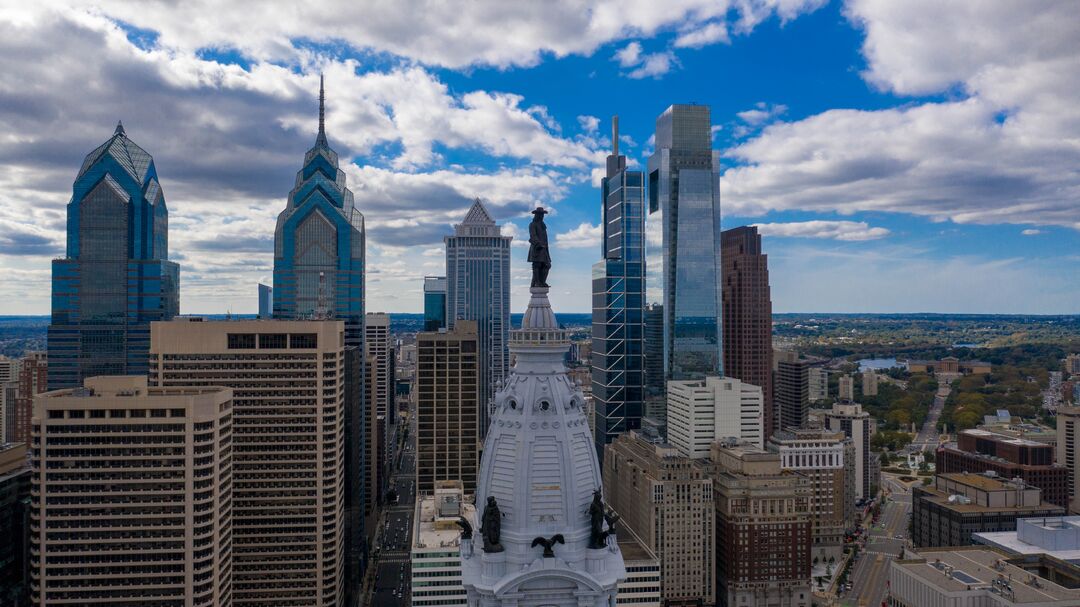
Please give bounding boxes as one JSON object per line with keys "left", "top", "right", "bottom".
{"left": 272, "top": 77, "right": 367, "bottom": 605}
{"left": 647, "top": 104, "right": 723, "bottom": 381}
{"left": 423, "top": 276, "right": 447, "bottom": 331}
{"left": 48, "top": 122, "right": 179, "bottom": 389}
{"left": 591, "top": 117, "right": 646, "bottom": 456}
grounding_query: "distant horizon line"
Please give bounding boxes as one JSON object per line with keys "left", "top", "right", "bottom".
{"left": 2, "top": 312, "right": 1078, "bottom": 319}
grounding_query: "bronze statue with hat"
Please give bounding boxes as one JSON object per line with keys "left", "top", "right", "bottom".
{"left": 528, "top": 206, "right": 551, "bottom": 288}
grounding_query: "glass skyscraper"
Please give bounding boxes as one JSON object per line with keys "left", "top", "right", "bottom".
{"left": 48, "top": 122, "right": 179, "bottom": 390}
{"left": 273, "top": 77, "right": 365, "bottom": 345}
{"left": 445, "top": 199, "right": 511, "bottom": 438}
{"left": 591, "top": 117, "right": 646, "bottom": 456}
{"left": 647, "top": 104, "right": 723, "bottom": 381}
{"left": 271, "top": 77, "right": 367, "bottom": 605}
{"left": 423, "top": 275, "right": 447, "bottom": 331}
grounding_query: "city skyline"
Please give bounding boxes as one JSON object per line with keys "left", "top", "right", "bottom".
{"left": 1, "top": 3, "right": 1077, "bottom": 317}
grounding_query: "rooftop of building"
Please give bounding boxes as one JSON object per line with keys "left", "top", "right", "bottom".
{"left": 39, "top": 376, "right": 228, "bottom": 400}
{"left": 896, "top": 546, "right": 1080, "bottom": 603}
{"left": 976, "top": 517, "right": 1080, "bottom": 563}
{"left": 939, "top": 472, "right": 1030, "bottom": 492}
{"left": 940, "top": 442, "right": 1065, "bottom": 469}
{"left": 0, "top": 443, "right": 27, "bottom": 478}
{"left": 414, "top": 482, "right": 476, "bottom": 554}
{"left": 918, "top": 473, "right": 1062, "bottom": 515}
{"left": 616, "top": 530, "right": 657, "bottom": 564}
{"left": 961, "top": 428, "right": 1049, "bottom": 448}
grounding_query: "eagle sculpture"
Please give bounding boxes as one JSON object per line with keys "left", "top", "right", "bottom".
{"left": 530, "top": 534, "right": 565, "bottom": 558}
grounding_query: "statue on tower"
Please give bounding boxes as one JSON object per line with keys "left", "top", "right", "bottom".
{"left": 480, "top": 495, "right": 504, "bottom": 553}
{"left": 528, "top": 206, "right": 551, "bottom": 288}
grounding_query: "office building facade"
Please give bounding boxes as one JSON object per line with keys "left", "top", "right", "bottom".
{"left": 423, "top": 276, "right": 447, "bottom": 331}
{"left": 711, "top": 441, "right": 813, "bottom": 607}
{"left": 258, "top": 283, "right": 272, "bottom": 318}
{"left": 823, "top": 401, "right": 877, "bottom": 500}
{"left": 592, "top": 118, "right": 647, "bottom": 455}
{"left": 31, "top": 376, "right": 233, "bottom": 607}
{"left": 604, "top": 431, "right": 715, "bottom": 605}
{"left": 1058, "top": 407, "right": 1080, "bottom": 513}
{"left": 149, "top": 319, "right": 345, "bottom": 606}
{"left": 13, "top": 352, "right": 46, "bottom": 444}
{"left": 808, "top": 367, "right": 828, "bottom": 403}
{"left": 0, "top": 443, "right": 31, "bottom": 607}
{"left": 720, "top": 225, "right": 773, "bottom": 439}
{"left": 667, "top": 376, "right": 764, "bottom": 457}
{"left": 938, "top": 428, "right": 1069, "bottom": 509}
{"left": 647, "top": 104, "right": 723, "bottom": 382}
{"left": 410, "top": 481, "right": 473, "bottom": 607}
{"left": 365, "top": 312, "right": 392, "bottom": 421}
{"left": 48, "top": 122, "right": 180, "bottom": 390}
{"left": 416, "top": 321, "right": 479, "bottom": 495}
{"left": 838, "top": 374, "right": 854, "bottom": 401}
{"left": 776, "top": 355, "right": 810, "bottom": 433}
{"left": 444, "top": 199, "right": 511, "bottom": 437}
{"left": 272, "top": 77, "right": 365, "bottom": 348}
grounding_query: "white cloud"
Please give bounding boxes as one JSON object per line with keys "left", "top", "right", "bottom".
{"left": 578, "top": 115, "right": 600, "bottom": 133}
{"left": 675, "top": 22, "right": 730, "bottom": 48}
{"left": 555, "top": 222, "right": 602, "bottom": 249}
{"left": 1021, "top": 228, "right": 1042, "bottom": 236}
{"left": 615, "top": 44, "right": 678, "bottom": 79}
{"left": 736, "top": 102, "right": 788, "bottom": 125}
{"left": 722, "top": 2, "right": 1080, "bottom": 231}
{"left": 753, "top": 220, "right": 890, "bottom": 241}
{"left": 614, "top": 42, "right": 643, "bottom": 67}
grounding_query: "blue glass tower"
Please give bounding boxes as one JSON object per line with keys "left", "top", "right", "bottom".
{"left": 272, "top": 77, "right": 367, "bottom": 604}
{"left": 273, "top": 76, "right": 365, "bottom": 343}
{"left": 423, "top": 276, "right": 447, "bottom": 331}
{"left": 591, "top": 117, "right": 646, "bottom": 456}
{"left": 647, "top": 104, "right": 723, "bottom": 381}
{"left": 48, "top": 122, "right": 179, "bottom": 390}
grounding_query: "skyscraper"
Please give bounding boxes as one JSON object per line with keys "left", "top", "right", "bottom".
{"left": 416, "top": 321, "right": 479, "bottom": 495}
{"left": 273, "top": 76, "right": 365, "bottom": 346}
{"left": 258, "top": 283, "right": 272, "bottom": 318}
{"left": 667, "top": 376, "right": 765, "bottom": 456}
{"left": 444, "top": 199, "right": 511, "bottom": 437}
{"left": 47, "top": 122, "right": 179, "bottom": 389}
{"left": 365, "top": 312, "right": 392, "bottom": 421}
{"left": 720, "top": 225, "right": 773, "bottom": 439}
{"left": 647, "top": 104, "right": 722, "bottom": 382}
{"left": 149, "top": 319, "right": 346, "bottom": 606}
{"left": 423, "top": 276, "right": 447, "bottom": 331}
{"left": 775, "top": 351, "right": 810, "bottom": 432}
{"left": 592, "top": 116, "right": 647, "bottom": 455}
{"left": 31, "top": 376, "right": 233, "bottom": 607}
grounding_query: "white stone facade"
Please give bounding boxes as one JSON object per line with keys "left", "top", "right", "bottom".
{"left": 667, "top": 376, "right": 765, "bottom": 458}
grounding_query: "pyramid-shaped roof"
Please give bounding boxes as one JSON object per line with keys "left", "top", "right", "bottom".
{"left": 77, "top": 122, "right": 154, "bottom": 185}
{"left": 461, "top": 198, "right": 496, "bottom": 225}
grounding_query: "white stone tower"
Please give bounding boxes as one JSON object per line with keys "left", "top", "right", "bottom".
{"left": 461, "top": 284, "right": 625, "bottom": 606}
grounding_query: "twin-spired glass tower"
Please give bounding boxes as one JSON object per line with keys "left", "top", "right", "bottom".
{"left": 273, "top": 77, "right": 366, "bottom": 346}
{"left": 48, "top": 122, "right": 179, "bottom": 389}
{"left": 647, "top": 104, "right": 723, "bottom": 381}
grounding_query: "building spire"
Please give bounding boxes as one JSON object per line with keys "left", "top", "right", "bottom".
{"left": 315, "top": 73, "right": 328, "bottom": 147}
{"left": 612, "top": 115, "right": 619, "bottom": 157}
{"left": 115, "top": 120, "right": 125, "bottom": 136}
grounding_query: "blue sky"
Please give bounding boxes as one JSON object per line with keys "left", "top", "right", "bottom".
{"left": 0, "top": 1, "right": 1077, "bottom": 314}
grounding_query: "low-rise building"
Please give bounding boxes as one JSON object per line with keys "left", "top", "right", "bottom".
{"left": 906, "top": 357, "right": 992, "bottom": 376}
{"left": 975, "top": 516, "right": 1080, "bottom": 564}
{"left": 410, "top": 481, "right": 473, "bottom": 607}
{"left": 712, "top": 440, "right": 812, "bottom": 607}
{"left": 937, "top": 428, "right": 1069, "bottom": 509}
{"left": 912, "top": 472, "right": 1065, "bottom": 548}
{"left": 889, "top": 546, "right": 1080, "bottom": 607}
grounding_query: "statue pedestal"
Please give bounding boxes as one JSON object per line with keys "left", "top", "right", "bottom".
{"left": 482, "top": 549, "right": 507, "bottom": 581}
{"left": 585, "top": 547, "right": 608, "bottom": 577}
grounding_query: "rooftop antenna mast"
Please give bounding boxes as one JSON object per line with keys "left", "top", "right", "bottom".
{"left": 612, "top": 115, "right": 619, "bottom": 156}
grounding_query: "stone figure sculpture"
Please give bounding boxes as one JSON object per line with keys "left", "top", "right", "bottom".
{"left": 480, "top": 495, "right": 504, "bottom": 553}
{"left": 528, "top": 207, "right": 551, "bottom": 288}
{"left": 588, "top": 490, "right": 607, "bottom": 549}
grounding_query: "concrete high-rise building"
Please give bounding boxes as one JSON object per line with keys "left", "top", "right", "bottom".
{"left": 769, "top": 427, "right": 854, "bottom": 562}
{"left": 667, "top": 376, "right": 764, "bottom": 457}
{"left": 149, "top": 319, "right": 345, "bottom": 607}
{"left": 445, "top": 199, "right": 511, "bottom": 437}
{"left": 258, "top": 283, "right": 273, "bottom": 318}
{"left": 912, "top": 473, "right": 1064, "bottom": 547}
{"left": 0, "top": 356, "right": 19, "bottom": 383}
{"left": 14, "top": 352, "right": 46, "bottom": 444}
{"left": 48, "top": 122, "right": 180, "bottom": 390}
{"left": 364, "top": 353, "right": 380, "bottom": 548}
{"left": 838, "top": 374, "right": 854, "bottom": 401}
{"left": 647, "top": 104, "right": 723, "bottom": 382}
{"left": 711, "top": 440, "right": 812, "bottom": 607}
{"left": 615, "top": 531, "right": 662, "bottom": 607}
{"left": 423, "top": 276, "right": 447, "bottom": 331}
{"left": 272, "top": 77, "right": 365, "bottom": 348}
{"left": 0, "top": 443, "right": 31, "bottom": 607}
{"left": 592, "top": 116, "right": 647, "bottom": 456}
{"left": 938, "top": 428, "right": 1069, "bottom": 509}
{"left": 775, "top": 355, "right": 810, "bottom": 432}
{"left": 1058, "top": 407, "right": 1080, "bottom": 513}
{"left": 31, "top": 376, "right": 233, "bottom": 607}
{"left": 720, "top": 225, "right": 773, "bottom": 439}
{"left": 410, "top": 481, "right": 473, "bottom": 607}
{"left": 604, "top": 430, "right": 715, "bottom": 605}
{"left": 462, "top": 281, "right": 624, "bottom": 606}
{"left": 416, "top": 321, "right": 479, "bottom": 495}
{"left": 861, "top": 370, "right": 878, "bottom": 396}
{"left": 823, "top": 401, "right": 877, "bottom": 500}
{"left": 342, "top": 345, "right": 369, "bottom": 606}
{"left": 1, "top": 382, "right": 15, "bottom": 444}
{"left": 365, "top": 312, "right": 392, "bottom": 420}
{"left": 808, "top": 367, "right": 828, "bottom": 403}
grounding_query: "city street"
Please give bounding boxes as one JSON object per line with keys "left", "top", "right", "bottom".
{"left": 370, "top": 415, "right": 418, "bottom": 607}
{"left": 908, "top": 383, "right": 951, "bottom": 453}
{"left": 840, "top": 476, "right": 911, "bottom": 607}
